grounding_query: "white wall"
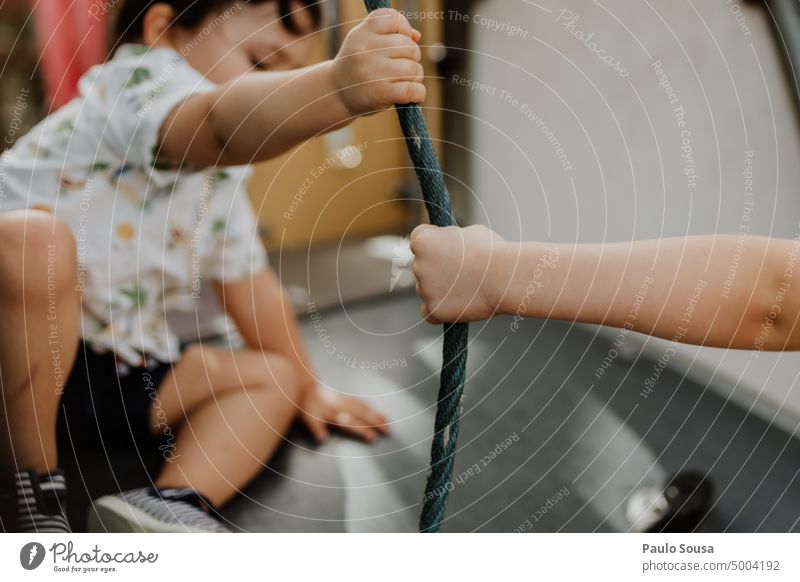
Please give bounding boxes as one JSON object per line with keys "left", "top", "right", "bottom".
{"left": 465, "top": 0, "right": 800, "bottom": 429}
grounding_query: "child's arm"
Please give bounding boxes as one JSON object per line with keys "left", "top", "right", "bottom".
{"left": 159, "top": 9, "right": 424, "bottom": 167}
{"left": 214, "top": 269, "right": 389, "bottom": 442}
{"left": 411, "top": 225, "right": 800, "bottom": 351}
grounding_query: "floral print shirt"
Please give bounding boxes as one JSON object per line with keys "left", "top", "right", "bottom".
{"left": 0, "top": 45, "right": 267, "bottom": 365}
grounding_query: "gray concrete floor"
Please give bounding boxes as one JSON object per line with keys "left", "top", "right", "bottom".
{"left": 222, "top": 293, "right": 800, "bottom": 532}
{"left": 62, "top": 292, "right": 800, "bottom": 532}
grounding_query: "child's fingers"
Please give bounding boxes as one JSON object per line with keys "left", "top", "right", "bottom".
{"left": 386, "top": 81, "right": 427, "bottom": 105}
{"left": 344, "top": 398, "right": 387, "bottom": 424}
{"left": 366, "top": 8, "right": 418, "bottom": 40}
{"left": 376, "top": 34, "right": 423, "bottom": 62}
{"left": 422, "top": 301, "right": 445, "bottom": 325}
{"left": 381, "top": 62, "right": 424, "bottom": 91}
{"left": 303, "top": 414, "right": 330, "bottom": 442}
{"left": 351, "top": 401, "right": 390, "bottom": 434}
{"left": 391, "top": 59, "right": 425, "bottom": 82}
{"left": 333, "top": 411, "right": 380, "bottom": 442}
{"left": 410, "top": 223, "right": 434, "bottom": 249}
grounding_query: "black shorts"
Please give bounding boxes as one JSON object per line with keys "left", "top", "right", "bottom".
{"left": 57, "top": 341, "right": 175, "bottom": 451}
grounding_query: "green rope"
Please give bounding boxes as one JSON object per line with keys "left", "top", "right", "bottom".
{"left": 363, "top": 0, "right": 470, "bottom": 533}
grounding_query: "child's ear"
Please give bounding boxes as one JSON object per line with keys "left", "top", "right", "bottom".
{"left": 142, "top": 3, "right": 178, "bottom": 48}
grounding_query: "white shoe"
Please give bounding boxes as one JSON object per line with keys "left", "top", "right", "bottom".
{"left": 88, "top": 487, "right": 229, "bottom": 533}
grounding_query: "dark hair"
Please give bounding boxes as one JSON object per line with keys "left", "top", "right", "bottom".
{"left": 112, "top": 0, "right": 322, "bottom": 48}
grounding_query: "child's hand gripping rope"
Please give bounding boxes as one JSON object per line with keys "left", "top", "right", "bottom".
{"left": 363, "top": 0, "right": 470, "bottom": 533}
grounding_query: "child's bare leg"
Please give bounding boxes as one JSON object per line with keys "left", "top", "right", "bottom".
{"left": 152, "top": 344, "right": 299, "bottom": 507}
{"left": 0, "top": 210, "right": 80, "bottom": 473}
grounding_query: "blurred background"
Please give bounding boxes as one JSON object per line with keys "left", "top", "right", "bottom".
{"left": 2, "top": 0, "right": 799, "bottom": 532}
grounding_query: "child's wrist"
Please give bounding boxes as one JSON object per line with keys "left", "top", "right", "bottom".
{"left": 488, "top": 241, "right": 518, "bottom": 315}
{"left": 493, "top": 241, "right": 553, "bottom": 315}
{"left": 321, "top": 60, "right": 354, "bottom": 122}
{"left": 299, "top": 373, "right": 317, "bottom": 395}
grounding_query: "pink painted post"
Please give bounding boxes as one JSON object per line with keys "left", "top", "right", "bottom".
{"left": 31, "top": 0, "right": 107, "bottom": 110}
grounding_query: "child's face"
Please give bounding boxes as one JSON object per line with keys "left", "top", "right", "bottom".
{"left": 164, "top": 1, "right": 317, "bottom": 83}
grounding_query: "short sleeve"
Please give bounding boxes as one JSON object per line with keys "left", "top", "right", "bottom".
{"left": 80, "top": 44, "right": 216, "bottom": 187}
{"left": 201, "top": 168, "right": 269, "bottom": 283}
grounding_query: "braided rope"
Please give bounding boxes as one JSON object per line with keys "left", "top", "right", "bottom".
{"left": 364, "top": 0, "right": 469, "bottom": 533}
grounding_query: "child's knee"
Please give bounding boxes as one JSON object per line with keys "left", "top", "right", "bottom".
{"left": 0, "top": 210, "right": 76, "bottom": 299}
{"left": 264, "top": 354, "right": 299, "bottom": 402}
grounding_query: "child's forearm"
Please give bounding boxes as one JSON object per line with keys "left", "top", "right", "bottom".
{"left": 160, "top": 9, "right": 425, "bottom": 167}
{"left": 497, "top": 235, "right": 800, "bottom": 350}
{"left": 216, "top": 61, "right": 350, "bottom": 164}
{"left": 161, "top": 61, "right": 350, "bottom": 167}
{"left": 214, "top": 269, "right": 318, "bottom": 395}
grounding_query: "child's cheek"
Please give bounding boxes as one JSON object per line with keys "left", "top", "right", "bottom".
{"left": 213, "top": 55, "right": 253, "bottom": 83}
{"left": 192, "top": 46, "right": 252, "bottom": 84}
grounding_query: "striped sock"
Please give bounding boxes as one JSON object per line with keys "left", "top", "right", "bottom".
{"left": 1, "top": 470, "right": 71, "bottom": 533}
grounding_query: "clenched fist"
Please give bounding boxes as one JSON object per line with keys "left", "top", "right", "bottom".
{"left": 410, "top": 224, "right": 511, "bottom": 324}
{"left": 332, "top": 8, "right": 426, "bottom": 116}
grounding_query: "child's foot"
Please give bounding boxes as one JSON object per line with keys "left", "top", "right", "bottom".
{"left": 87, "top": 487, "right": 230, "bottom": 533}
{"left": 0, "top": 469, "right": 71, "bottom": 533}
